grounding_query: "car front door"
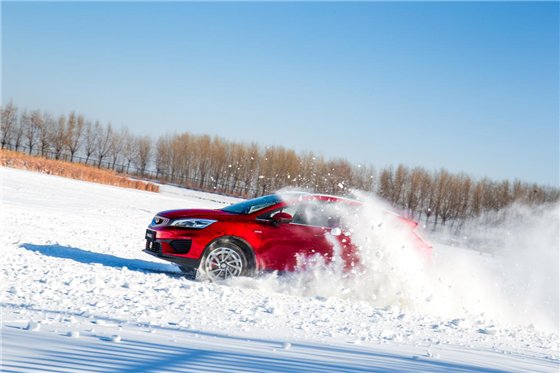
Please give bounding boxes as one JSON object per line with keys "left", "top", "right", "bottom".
{"left": 258, "top": 200, "right": 335, "bottom": 271}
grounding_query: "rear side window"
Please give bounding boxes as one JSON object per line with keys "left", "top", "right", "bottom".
{"left": 291, "top": 200, "right": 344, "bottom": 227}
{"left": 293, "top": 199, "right": 359, "bottom": 227}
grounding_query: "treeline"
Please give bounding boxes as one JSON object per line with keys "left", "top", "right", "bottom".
{"left": 376, "top": 165, "right": 559, "bottom": 232}
{"left": 0, "top": 102, "right": 152, "bottom": 176}
{"left": 2, "top": 101, "right": 558, "bottom": 232}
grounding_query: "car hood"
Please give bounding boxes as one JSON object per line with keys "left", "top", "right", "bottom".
{"left": 157, "top": 209, "right": 234, "bottom": 220}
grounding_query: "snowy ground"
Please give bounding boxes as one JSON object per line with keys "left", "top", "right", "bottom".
{"left": 1, "top": 167, "right": 558, "bottom": 372}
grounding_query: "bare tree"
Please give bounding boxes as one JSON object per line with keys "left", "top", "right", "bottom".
{"left": 195, "top": 135, "right": 212, "bottom": 188}
{"left": 1, "top": 101, "right": 18, "bottom": 148}
{"left": 95, "top": 123, "right": 113, "bottom": 168}
{"left": 38, "top": 111, "right": 55, "bottom": 156}
{"left": 155, "top": 135, "right": 171, "bottom": 179}
{"left": 208, "top": 136, "right": 229, "bottom": 191}
{"left": 19, "top": 110, "right": 31, "bottom": 151}
{"left": 227, "top": 142, "right": 246, "bottom": 194}
{"left": 470, "top": 179, "right": 484, "bottom": 220}
{"left": 352, "top": 164, "right": 376, "bottom": 193}
{"left": 405, "top": 166, "right": 424, "bottom": 219}
{"left": 50, "top": 115, "right": 68, "bottom": 159}
{"left": 109, "top": 127, "right": 127, "bottom": 170}
{"left": 24, "top": 110, "right": 43, "bottom": 154}
{"left": 10, "top": 110, "right": 26, "bottom": 151}
{"left": 83, "top": 120, "right": 99, "bottom": 164}
{"left": 453, "top": 174, "right": 472, "bottom": 232}
{"left": 377, "top": 166, "right": 393, "bottom": 201}
{"left": 243, "top": 142, "right": 260, "bottom": 197}
{"left": 297, "top": 151, "right": 318, "bottom": 191}
{"left": 176, "top": 132, "right": 193, "bottom": 183}
{"left": 390, "top": 164, "right": 409, "bottom": 206}
{"left": 257, "top": 146, "right": 277, "bottom": 196}
{"left": 66, "top": 112, "right": 85, "bottom": 162}
{"left": 169, "top": 134, "right": 186, "bottom": 183}
{"left": 321, "top": 158, "right": 353, "bottom": 195}
{"left": 418, "top": 169, "right": 434, "bottom": 223}
{"left": 438, "top": 174, "right": 460, "bottom": 227}
{"left": 481, "top": 178, "right": 497, "bottom": 224}
{"left": 432, "top": 168, "right": 451, "bottom": 229}
{"left": 121, "top": 131, "right": 137, "bottom": 174}
{"left": 134, "top": 135, "right": 152, "bottom": 177}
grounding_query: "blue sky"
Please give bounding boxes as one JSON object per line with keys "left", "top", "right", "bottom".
{"left": 2, "top": 2, "right": 559, "bottom": 186}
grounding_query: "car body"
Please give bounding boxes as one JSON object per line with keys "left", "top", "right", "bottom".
{"left": 144, "top": 192, "right": 432, "bottom": 279}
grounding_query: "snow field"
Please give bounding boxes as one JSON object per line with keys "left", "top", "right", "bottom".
{"left": 1, "top": 167, "right": 559, "bottom": 372}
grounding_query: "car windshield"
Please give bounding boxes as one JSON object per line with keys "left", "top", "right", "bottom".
{"left": 221, "top": 195, "right": 282, "bottom": 215}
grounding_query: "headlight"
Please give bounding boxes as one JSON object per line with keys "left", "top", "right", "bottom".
{"left": 151, "top": 216, "right": 170, "bottom": 227}
{"left": 170, "top": 219, "right": 217, "bottom": 229}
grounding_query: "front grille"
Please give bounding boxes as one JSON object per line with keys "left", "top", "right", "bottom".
{"left": 146, "top": 240, "right": 162, "bottom": 255}
{"left": 170, "top": 239, "right": 192, "bottom": 254}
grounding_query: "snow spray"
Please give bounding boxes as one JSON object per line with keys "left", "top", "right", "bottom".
{"left": 228, "top": 191, "right": 559, "bottom": 332}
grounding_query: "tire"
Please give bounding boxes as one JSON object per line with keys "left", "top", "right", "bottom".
{"left": 201, "top": 240, "right": 249, "bottom": 281}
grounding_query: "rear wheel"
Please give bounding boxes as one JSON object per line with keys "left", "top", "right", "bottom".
{"left": 201, "top": 241, "right": 248, "bottom": 281}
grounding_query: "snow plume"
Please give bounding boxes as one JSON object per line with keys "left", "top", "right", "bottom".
{"left": 229, "top": 191, "right": 559, "bottom": 332}
{"left": 423, "top": 201, "right": 560, "bottom": 332}
{"left": 229, "top": 192, "right": 432, "bottom": 311}
{"left": 465, "top": 202, "right": 560, "bottom": 331}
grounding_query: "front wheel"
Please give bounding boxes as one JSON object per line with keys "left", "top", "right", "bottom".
{"left": 201, "top": 241, "right": 248, "bottom": 281}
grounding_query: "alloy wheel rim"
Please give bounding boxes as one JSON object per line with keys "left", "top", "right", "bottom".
{"left": 205, "top": 247, "right": 243, "bottom": 279}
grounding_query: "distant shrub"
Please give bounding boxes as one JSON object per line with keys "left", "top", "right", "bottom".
{"left": 1, "top": 150, "right": 160, "bottom": 193}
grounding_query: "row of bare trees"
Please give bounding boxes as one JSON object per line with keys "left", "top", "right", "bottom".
{"left": 152, "top": 132, "right": 380, "bottom": 198}
{"left": 376, "top": 165, "right": 559, "bottom": 231}
{"left": 2, "top": 101, "right": 558, "bottom": 232}
{"left": 1, "top": 102, "right": 153, "bottom": 176}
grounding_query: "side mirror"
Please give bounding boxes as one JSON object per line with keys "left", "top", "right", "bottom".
{"left": 272, "top": 212, "right": 293, "bottom": 225}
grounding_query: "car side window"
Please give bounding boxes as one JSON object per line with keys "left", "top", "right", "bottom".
{"left": 273, "top": 204, "right": 298, "bottom": 218}
{"left": 258, "top": 203, "right": 299, "bottom": 220}
{"left": 258, "top": 199, "right": 356, "bottom": 228}
{"left": 292, "top": 200, "right": 335, "bottom": 227}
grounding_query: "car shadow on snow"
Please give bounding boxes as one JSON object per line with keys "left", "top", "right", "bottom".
{"left": 20, "top": 243, "right": 184, "bottom": 277}
{"left": 1, "top": 314, "right": 528, "bottom": 373}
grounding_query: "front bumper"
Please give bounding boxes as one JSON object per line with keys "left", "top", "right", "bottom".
{"left": 144, "top": 229, "right": 202, "bottom": 269}
{"left": 143, "top": 248, "right": 201, "bottom": 269}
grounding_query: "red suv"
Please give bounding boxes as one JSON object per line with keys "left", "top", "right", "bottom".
{"left": 144, "top": 192, "right": 431, "bottom": 280}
